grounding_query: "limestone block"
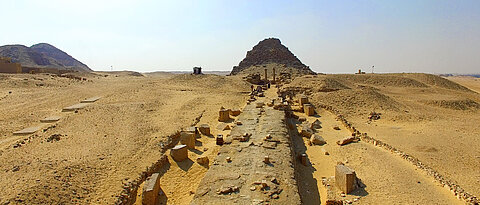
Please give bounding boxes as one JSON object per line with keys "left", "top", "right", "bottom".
{"left": 336, "top": 136, "right": 355, "bottom": 146}
{"left": 40, "top": 116, "right": 61, "bottom": 123}
{"left": 300, "top": 95, "right": 309, "bottom": 106}
{"left": 198, "top": 124, "right": 210, "bottom": 135}
{"left": 142, "top": 173, "right": 161, "bottom": 205}
{"left": 335, "top": 164, "right": 357, "bottom": 194}
{"left": 303, "top": 104, "right": 315, "bottom": 116}
{"left": 310, "top": 134, "right": 326, "bottom": 145}
{"left": 216, "top": 134, "right": 224, "bottom": 145}
{"left": 218, "top": 109, "right": 230, "bottom": 122}
{"left": 171, "top": 145, "right": 188, "bottom": 161}
{"left": 180, "top": 131, "right": 195, "bottom": 149}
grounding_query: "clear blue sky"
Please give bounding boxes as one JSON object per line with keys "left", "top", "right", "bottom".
{"left": 1, "top": 0, "right": 479, "bottom": 73}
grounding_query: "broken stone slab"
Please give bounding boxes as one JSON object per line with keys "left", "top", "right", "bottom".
{"left": 230, "top": 108, "right": 242, "bottom": 116}
{"left": 303, "top": 104, "right": 315, "bottom": 116}
{"left": 335, "top": 164, "right": 358, "bottom": 194}
{"left": 171, "top": 144, "right": 188, "bottom": 161}
{"left": 142, "top": 173, "right": 161, "bottom": 205}
{"left": 180, "top": 131, "right": 195, "bottom": 149}
{"left": 40, "top": 116, "right": 61, "bottom": 123}
{"left": 216, "top": 123, "right": 231, "bottom": 131}
{"left": 198, "top": 124, "right": 210, "bottom": 135}
{"left": 62, "top": 103, "right": 90, "bottom": 112}
{"left": 218, "top": 108, "right": 230, "bottom": 122}
{"left": 336, "top": 136, "right": 356, "bottom": 146}
{"left": 80, "top": 96, "right": 101, "bottom": 103}
{"left": 13, "top": 125, "right": 43, "bottom": 135}
{"left": 310, "top": 134, "right": 326, "bottom": 145}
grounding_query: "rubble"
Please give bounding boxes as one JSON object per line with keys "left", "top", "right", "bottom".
{"left": 310, "top": 134, "right": 326, "bottom": 145}
{"left": 336, "top": 136, "right": 356, "bottom": 146}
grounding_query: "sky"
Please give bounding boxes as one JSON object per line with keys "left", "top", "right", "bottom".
{"left": 1, "top": 0, "right": 480, "bottom": 74}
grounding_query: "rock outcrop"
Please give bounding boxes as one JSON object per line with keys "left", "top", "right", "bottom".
{"left": 230, "top": 38, "right": 315, "bottom": 75}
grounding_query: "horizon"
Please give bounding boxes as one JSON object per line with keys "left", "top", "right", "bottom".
{"left": 1, "top": 0, "right": 480, "bottom": 74}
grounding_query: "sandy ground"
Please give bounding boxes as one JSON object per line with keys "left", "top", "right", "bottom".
{"left": 282, "top": 73, "right": 480, "bottom": 202}
{"left": 0, "top": 72, "right": 249, "bottom": 204}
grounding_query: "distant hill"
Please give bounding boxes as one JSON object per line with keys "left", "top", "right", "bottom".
{"left": 0, "top": 43, "right": 91, "bottom": 72}
{"left": 230, "top": 38, "right": 315, "bottom": 75}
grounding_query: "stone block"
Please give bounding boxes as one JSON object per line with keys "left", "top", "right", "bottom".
{"left": 81, "top": 96, "right": 101, "bottom": 103}
{"left": 142, "top": 173, "right": 161, "bottom": 205}
{"left": 180, "top": 131, "right": 195, "bottom": 149}
{"left": 301, "top": 126, "right": 314, "bottom": 138}
{"left": 310, "top": 134, "right": 326, "bottom": 145}
{"left": 300, "top": 95, "right": 309, "bottom": 106}
{"left": 62, "top": 103, "right": 89, "bottom": 112}
{"left": 216, "top": 123, "right": 231, "bottom": 131}
{"left": 218, "top": 109, "right": 230, "bottom": 122}
{"left": 198, "top": 124, "right": 210, "bottom": 135}
{"left": 303, "top": 104, "right": 315, "bottom": 116}
{"left": 310, "top": 119, "right": 322, "bottom": 129}
{"left": 256, "top": 102, "right": 264, "bottom": 108}
{"left": 216, "top": 134, "right": 224, "bottom": 145}
{"left": 13, "top": 126, "right": 43, "bottom": 135}
{"left": 335, "top": 164, "right": 357, "bottom": 194}
{"left": 171, "top": 145, "right": 188, "bottom": 161}
{"left": 197, "top": 156, "right": 209, "bottom": 166}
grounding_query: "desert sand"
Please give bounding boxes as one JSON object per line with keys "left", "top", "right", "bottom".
{"left": 1, "top": 71, "right": 479, "bottom": 204}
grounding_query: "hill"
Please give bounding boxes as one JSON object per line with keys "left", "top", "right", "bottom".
{"left": 0, "top": 43, "right": 91, "bottom": 72}
{"left": 230, "top": 38, "right": 315, "bottom": 75}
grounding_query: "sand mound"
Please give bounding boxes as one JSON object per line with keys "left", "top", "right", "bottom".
{"left": 404, "top": 73, "right": 472, "bottom": 92}
{"left": 168, "top": 74, "right": 249, "bottom": 91}
{"left": 329, "top": 74, "right": 428, "bottom": 88}
{"left": 424, "top": 99, "right": 480, "bottom": 110}
{"left": 283, "top": 75, "right": 350, "bottom": 95}
{"left": 310, "top": 86, "right": 404, "bottom": 115}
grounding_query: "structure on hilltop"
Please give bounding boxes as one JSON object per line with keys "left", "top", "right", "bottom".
{"left": 230, "top": 38, "right": 315, "bottom": 75}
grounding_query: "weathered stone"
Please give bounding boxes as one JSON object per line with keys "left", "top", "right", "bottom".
{"left": 333, "top": 126, "right": 341, "bottom": 130}
{"left": 81, "top": 96, "right": 101, "bottom": 103}
{"left": 62, "top": 103, "right": 89, "bottom": 112}
{"left": 256, "top": 102, "right": 264, "bottom": 108}
{"left": 230, "top": 109, "right": 242, "bottom": 116}
{"left": 180, "top": 131, "right": 195, "bottom": 149}
{"left": 298, "top": 117, "right": 307, "bottom": 122}
{"left": 303, "top": 104, "right": 315, "bottom": 116}
{"left": 310, "top": 134, "right": 326, "bottom": 145}
{"left": 218, "top": 108, "right": 230, "bottom": 122}
{"left": 337, "top": 136, "right": 356, "bottom": 146}
{"left": 301, "top": 126, "right": 314, "bottom": 138}
{"left": 335, "top": 164, "right": 357, "bottom": 194}
{"left": 263, "top": 156, "right": 270, "bottom": 164}
{"left": 300, "top": 95, "right": 309, "bottom": 106}
{"left": 197, "top": 156, "right": 209, "bottom": 166}
{"left": 13, "top": 126, "right": 43, "bottom": 135}
{"left": 300, "top": 153, "right": 307, "bottom": 166}
{"left": 321, "top": 147, "right": 330, "bottom": 155}
{"left": 226, "top": 157, "right": 232, "bottom": 163}
{"left": 40, "top": 116, "right": 61, "bottom": 123}
{"left": 199, "top": 124, "right": 210, "bottom": 135}
{"left": 171, "top": 145, "right": 188, "bottom": 161}
{"left": 142, "top": 173, "right": 161, "bottom": 205}
{"left": 216, "top": 134, "right": 224, "bottom": 145}
{"left": 310, "top": 119, "right": 322, "bottom": 129}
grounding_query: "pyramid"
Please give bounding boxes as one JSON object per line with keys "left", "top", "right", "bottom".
{"left": 230, "top": 38, "right": 315, "bottom": 75}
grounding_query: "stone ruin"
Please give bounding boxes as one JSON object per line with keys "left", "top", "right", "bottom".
{"left": 230, "top": 38, "right": 315, "bottom": 75}
{"left": 193, "top": 66, "right": 202, "bottom": 75}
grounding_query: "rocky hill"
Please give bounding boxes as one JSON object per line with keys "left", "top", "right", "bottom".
{"left": 0, "top": 43, "right": 91, "bottom": 72}
{"left": 230, "top": 38, "right": 315, "bottom": 75}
